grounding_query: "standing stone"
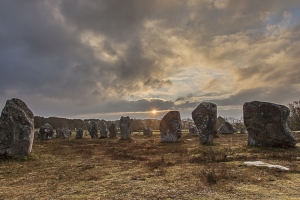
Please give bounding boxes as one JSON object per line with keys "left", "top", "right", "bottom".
{"left": 100, "top": 122, "right": 108, "bottom": 138}
{"left": 244, "top": 101, "right": 297, "bottom": 148}
{"left": 160, "top": 111, "right": 182, "bottom": 142}
{"left": 56, "top": 128, "right": 62, "bottom": 138}
{"left": 216, "top": 116, "right": 225, "bottom": 129}
{"left": 76, "top": 128, "right": 84, "bottom": 139}
{"left": 192, "top": 102, "right": 217, "bottom": 144}
{"left": 108, "top": 123, "right": 117, "bottom": 138}
{"left": 189, "top": 125, "right": 199, "bottom": 135}
{"left": 143, "top": 127, "right": 153, "bottom": 137}
{"left": 88, "top": 121, "right": 98, "bottom": 138}
{"left": 0, "top": 98, "right": 34, "bottom": 157}
{"left": 61, "top": 127, "right": 71, "bottom": 139}
{"left": 120, "top": 116, "right": 131, "bottom": 140}
{"left": 40, "top": 123, "right": 54, "bottom": 140}
{"left": 34, "top": 131, "right": 40, "bottom": 139}
{"left": 217, "top": 121, "right": 234, "bottom": 134}
{"left": 240, "top": 127, "right": 247, "bottom": 134}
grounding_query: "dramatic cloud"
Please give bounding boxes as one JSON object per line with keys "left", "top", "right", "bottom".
{"left": 1, "top": 0, "right": 300, "bottom": 120}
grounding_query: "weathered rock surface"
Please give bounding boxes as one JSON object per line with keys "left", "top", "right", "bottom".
{"left": 61, "top": 127, "right": 71, "bottom": 139}
{"left": 88, "top": 121, "right": 99, "bottom": 138}
{"left": 0, "top": 98, "right": 34, "bottom": 157}
{"left": 160, "top": 111, "right": 182, "bottom": 142}
{"left": 143, "top": 127, "right": 153, "bottom": 137}
{"left": 244, "top": 101, "right": 297, "bottom": 147}
{"left": 120, "top": 116, "right": 131, "bottom": 140}
{"left": 100, "top": 122, "right": 108, "bottom": 138}
{"left": 40, "top": 123, "right": 54, "bottom": 140}
{"left": 109, "top": 123, "right": 117, "bottom": 138}
{"left": 217, "top": 121, "right": 234, "bottom": 134}
{"left": 189, "top": 125, "right": 199, "bottom": 135}
{"left": 56, "top": 128, "right": 62, "bottom": 138}
{"left": 216, "top": 116, "right": 225, "bottom": 129}
{"left": 192, "top": 102, "right": 217, "bottom": 144}
{"left": 76, "top": 128, "right": 84, "bottom": 139}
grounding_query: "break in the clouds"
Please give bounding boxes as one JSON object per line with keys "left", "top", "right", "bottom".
{"left": 1, "top": 0, "right": 300, "bottom": 120}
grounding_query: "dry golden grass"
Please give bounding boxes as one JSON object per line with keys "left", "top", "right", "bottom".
{"left": 0, "top": 131, "right": 299, "bottom": 199}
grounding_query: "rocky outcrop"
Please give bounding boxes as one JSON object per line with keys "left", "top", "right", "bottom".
{"left": 192, "top": 102, "right": 217, "bottom": 144}
{"left": 0, "top": 98, "right": 34, "bottom": 157}
{"left": 120, "top": 116, "right": 131, "bottom": 140}
{"left": 40, "top": 123, "right": 54, "bottom": 140}
{"left": 160, "top": 111, "right": 182, "bottom": 142}
{"left": 243, "top": 101, "right": 297, "bottom": 147}
{"left": 88, "top": 121, "right": 98, "bottom": 138}
{"left": 217, "top": 121, "right": 234, "bottom": 134}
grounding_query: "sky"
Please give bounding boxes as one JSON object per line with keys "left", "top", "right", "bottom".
{"left": 1, "top": 0, "right": 300, "bottom": 120}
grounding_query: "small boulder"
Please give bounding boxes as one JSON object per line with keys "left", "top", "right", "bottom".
{"left": 143, "top": 127, "right": 153, "bottom": 137}
{"left": 100, "top": 122, "right": 108, "bottom": 138}
{"left": 244, "top": 101, "right": 297, "bottom": 148}
{"left": 160, "top": 111, "right": 182, "bottom": 142}
{"left": 108, "top": 123, "right": 117, "bottom": 138}
{"left": 0, "top": 98, "right": 34, "bottom": 157}
{"left": 76, "top": 128, "right": 84, "bottom": 139}
{"left": 192, "top": 102, "right": 217, "bottom": 144}
{"left": 120, "top": 116, "right": 131, "bottom": 140}
{"left": 40, "top": 123, "right": 54, "bottom": 140}
{"left": 217, "top": 121, "right": 234, "bottom": 134}
{"left": 88, "top": 121, "right": 99, "bottom": 138}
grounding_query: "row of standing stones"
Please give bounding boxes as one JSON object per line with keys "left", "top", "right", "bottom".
{"left": 0, "top": 98, "right": 298, "bottom": 157}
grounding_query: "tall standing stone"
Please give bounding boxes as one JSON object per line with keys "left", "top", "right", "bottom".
{"left": 100, "top": 122, "right": 108, "bottom": 138}
{"left": 243, "top": 101, "right": 297, "bottom": 148}
{"left": 160, "top": 111, "right": 182, "bottom": 142}
{"left": 217, "top": 121, "right": 234, "bottom": 134}
{"left": 76, "top": 128, "right": 84, "bottom": 139}
{"left": 120, "top": 116, "right": 131, "bottom": 140}
{"left": 192, "top": 102, "right": 217, "bottom": 144}
{"left": 88, "top": 121, "right": 98, "bottom": 138}
{"left": 40, "top": 123, "right": 54, "bottom": 140}
{"left": 0, "top": 98, "right": 34, "bottom": 157}
{"left": 108, "top": 123, "right": 117, "bottom": 138}
{"left": 61, "top": 127, "right": 71, "bottom": 139}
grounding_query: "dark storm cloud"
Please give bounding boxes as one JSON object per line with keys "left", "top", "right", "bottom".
{"left": 1, "top": 0, "right": 300, "bottom": 119}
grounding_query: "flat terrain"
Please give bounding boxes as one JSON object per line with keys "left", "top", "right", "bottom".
{"left": 0, "top": 131, "right": 300, "bottom": 199}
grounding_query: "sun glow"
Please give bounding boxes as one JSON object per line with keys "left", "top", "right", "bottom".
{"left": 151, "top": 109, "right": 157, "bottom": 114}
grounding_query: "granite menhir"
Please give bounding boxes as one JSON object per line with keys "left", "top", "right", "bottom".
{"left": 120, "top": 116, "right": 131, "bottom": 140}
{"left": 192, "top": 102, "right": 217, "bottom": 144}
{"left": 160, "top": 111, "right": 182, "bottom": 142}
{"left": 0, "top": 98, "right": 34, "bottom": 157}
{"left": 243, "top": 101, "right": 297, "bottom": 148}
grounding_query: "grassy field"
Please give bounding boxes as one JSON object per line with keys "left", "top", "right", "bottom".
{"left": 0, "top": 130, "right": 299, "bottom": 199}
